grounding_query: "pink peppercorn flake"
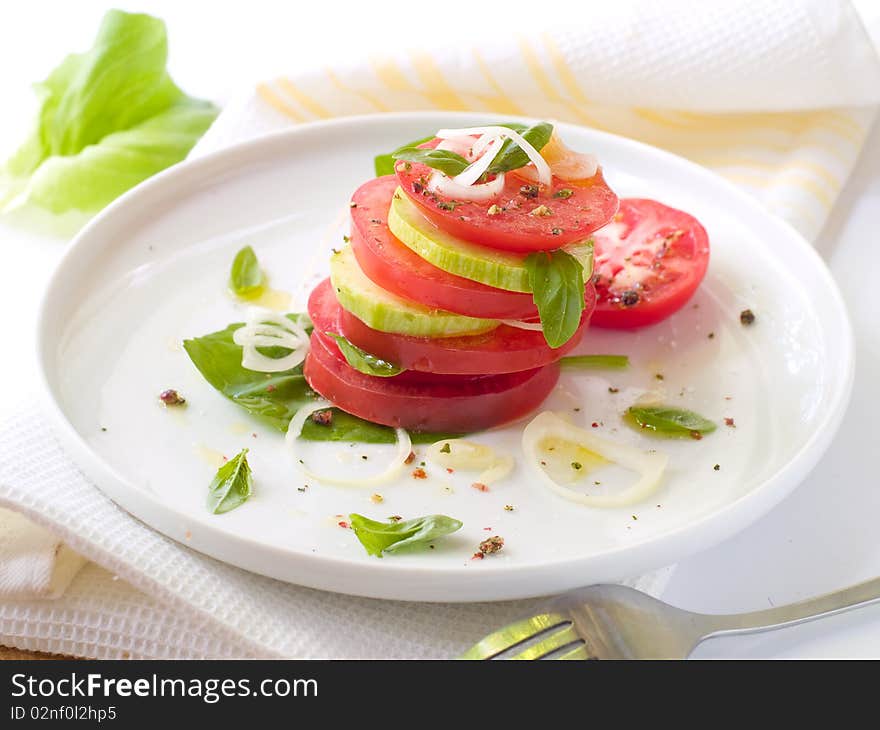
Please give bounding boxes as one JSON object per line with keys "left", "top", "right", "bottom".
{"left": 158, "top": 389, "right": 186, "bottom": 406}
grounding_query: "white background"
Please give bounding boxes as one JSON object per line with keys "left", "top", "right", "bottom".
{"left": 1, "top": 1, "right": 879, "bottom": 658}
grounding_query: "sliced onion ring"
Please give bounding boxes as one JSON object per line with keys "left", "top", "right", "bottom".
{"left": 435, "top": 125, "right": 552, "bottom": 187}
{"left": 233, "top": 308, "right": 310, "bottom": 373}
{"left": 522, "top": 412, "right": 667, "bottom": 507}
{"left": 477, "top": 454, "right": 514, "bottom": 484}
{"left": 471, "top": 132, "right": 496, "bottom": 158}
{"left": 516, "top": 132, "right": 598, "bottom": 182}
{"left": 239, "top": 345, "right": 307, "bottom": 373}
{"left": 426, "top": 439, "right": 514, "bottom": 485}
{"left": 286, "top": 400, "right": 412, "bottom": 487}
{"left": 452, "top": 137, "right": 503, "bottom": 187}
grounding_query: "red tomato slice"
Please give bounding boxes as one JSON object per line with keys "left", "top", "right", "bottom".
{"left": 304, "top": 331, "right": 560, "bottom": 432}
{"left": 590, "top": 199, "right": 710, "bottom": 329}
{"left": 350, "top": 176, "right": 539, "bottom": 319}
{"left": 308, "top": 278, "right": 594, "bottom": 375}
{"left": 395, "top": 140, "right": 618, "bottom": 252}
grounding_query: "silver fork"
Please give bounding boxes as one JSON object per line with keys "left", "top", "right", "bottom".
{"left": 461, "top": 579, "right": 880, "bottom": 659}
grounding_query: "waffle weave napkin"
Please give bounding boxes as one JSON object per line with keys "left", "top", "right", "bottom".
{"left": 0, "top": 0, "right": 877, "bottom": 658}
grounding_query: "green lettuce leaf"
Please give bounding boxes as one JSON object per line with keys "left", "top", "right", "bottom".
{"left": 1, "top": 10, "right": 218, "bottom": 215}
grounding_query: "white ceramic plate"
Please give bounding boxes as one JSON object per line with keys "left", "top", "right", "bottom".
{"left": 37, "top": 113, "right": 853, "bottom": 602}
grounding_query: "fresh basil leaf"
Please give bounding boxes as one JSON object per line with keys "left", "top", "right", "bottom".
{"left": 229, "top": 245, "right": 265, "bottom": 298}
{"left": 348, "top": 513, "right": 463, "bottom": 557}
{"left": 560, "top": 355, "right": 629, "bottom": 369}
{"left": 374, "top": 154, "right": 396, "bottom": 177}
{"left": 374, "top": 135, "right": 433, "bottom": 176}
{"left": 183, "top": 316, "right": 314, "bottom": 432}
{"left": 207, "top": 448, "right": 253, "bottom": 514}
{"left": 184, "top": 316, "right": 458, "bottom": 443}
{"left": 1, "top": 10, "right": 218, "bottom": 216}
{"left": 328, "top": 333, "right": 404, "bottom": 377}
{"left": 626, "top": 406, "right": 717, "bottom": 438}
{"left": 486, "top": 122, "right": 554, "bottom": 175}
{"left": 391, "top": 148, "right": 470, "bottom": 177}
{"left": 524, "top": 250, "right": 585, "bottom": 348}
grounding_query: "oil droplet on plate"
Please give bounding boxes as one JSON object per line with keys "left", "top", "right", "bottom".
{"left": 193, "top": 444, "right": 227, "bottom": 469}
{"left": 248, "top": 286, "right": 292, "bottom": 312}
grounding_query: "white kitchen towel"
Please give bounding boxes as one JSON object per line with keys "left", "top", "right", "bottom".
{"left": 0, "top": 0, "right": 877, "bottom": 658}
{"left": 0, "top": 508, "right": 85, "bottom": 600}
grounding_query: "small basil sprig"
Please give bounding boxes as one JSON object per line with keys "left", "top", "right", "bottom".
{"left": 626, "top": 406, "right": 717, "bottom": 438}
{"left": 374, "top": 135, "right": 433, "bottom": 176}
{"left": 349, "top": 514, "right": 463, "bottom": 557}
{"left": 560, "top": 355, "right": 629, "bottom": 369}
{"left": 207, "top": 449, "right": 253, "bottom": 514}
{"left": 524, "top": 250, "right": 586, "bottom": 348}
{"left": 486, "top": 122, "right": 554, "bottom": 175}
{"left": 229, "top": 245, "right": 265, "bottom": 298}
{"left": 328, "top": 333, "right": 404, "bottom": 377}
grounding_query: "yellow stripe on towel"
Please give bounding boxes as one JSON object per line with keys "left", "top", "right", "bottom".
{"left": 540, "top": 32, "right": 592, "bottom": 107}
{"left": 276, "top": 78, "right": 332, "bottom": 119}
{"left": 471, "top": 49, "right": 524, "bottom": 116}
{"left": 324, "top": 67, "right": 389, "bottom": 113}
{"left": 516, "top": 36, "right": 607, "bottom": 129}
{"left": 407, "top": 50, "right": 469, "bottom": 111}
{"left": 256, "top": 82, "right": 305, "bottom": 122}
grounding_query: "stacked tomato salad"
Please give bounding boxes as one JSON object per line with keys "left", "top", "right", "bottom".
{"left": 303, "top": 123, "right": 709, "bottom": 434}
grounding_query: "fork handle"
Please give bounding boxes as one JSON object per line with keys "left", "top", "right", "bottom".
{"left": 698, "top": 576, "right": 880, "bottom": 640}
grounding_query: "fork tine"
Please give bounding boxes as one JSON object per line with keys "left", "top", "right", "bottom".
{"left": 459, "top": 612, "right": 569, "bottom": 660}
{"left": 507, "top": 624, "right": 581, "bottom": 660}
{"left": 552, "top": 643, "right": 591, "bottom": 660}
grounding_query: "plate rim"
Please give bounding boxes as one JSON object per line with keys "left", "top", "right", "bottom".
{"left": 35, "top": 111, "right": 856, "bottom": 601}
